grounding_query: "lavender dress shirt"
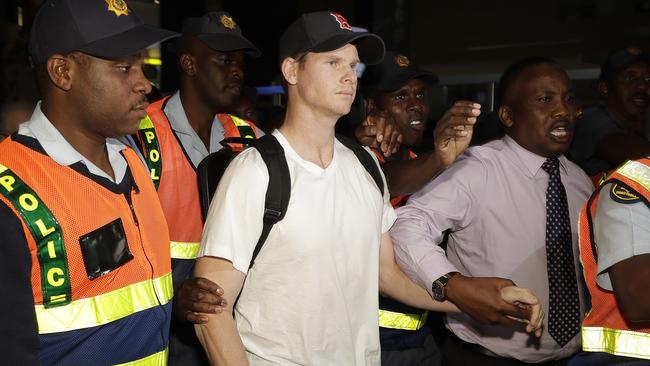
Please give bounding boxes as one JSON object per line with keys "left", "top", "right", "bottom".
{"left": 391, "top": 135, "right": 594, "bottom": 363}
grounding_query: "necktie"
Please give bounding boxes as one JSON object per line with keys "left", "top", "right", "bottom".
{"left": 541, "top": 158, "right": 581, "bottom": 347}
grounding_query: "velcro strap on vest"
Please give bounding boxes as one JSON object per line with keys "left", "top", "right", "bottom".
{"left": 115, "top": 347, "right": 168, "bottom": 366}
{"left": 36, "top": 272, "right": 173, "bottom": 334}
{"left": 582, "top": 326, "right": 650, "bottom": 359}
{"left": 617, "top": 160, "right": 650, "bottom": 191}
{"left": 0, "top": 163, "right": 72, "bottom": 308}
{"left": 378, "top": 309, "right": 428, "bottom": 331}
{"left": 170, "top": 241, "right": 200, "bottom": 260}
{"left": 138, "top": 116, "right": 162, "bottom": 190}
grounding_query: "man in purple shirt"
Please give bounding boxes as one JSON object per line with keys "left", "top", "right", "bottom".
{"left": 391, "top": 57, "right": 594, "bottom": 365}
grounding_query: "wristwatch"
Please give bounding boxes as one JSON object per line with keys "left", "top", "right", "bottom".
{"left": 431, "top": 272, "right": 458, "bottom": 301}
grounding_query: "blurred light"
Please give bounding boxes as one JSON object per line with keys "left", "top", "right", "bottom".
{"left": 144, "top": 58, "right": 162, "bottom": 66}
{"left": 256, "top": 85, "right": 285, "bottom": 95}
{"left": 17, "top": 7, "right": 23, "bottom": 27}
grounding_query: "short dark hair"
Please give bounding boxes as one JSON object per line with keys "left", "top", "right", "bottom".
{"left": 497, "top": 56, "right": 558, "bottom": 106}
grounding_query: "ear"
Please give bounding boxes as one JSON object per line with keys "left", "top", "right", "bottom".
{"left": 498, "top": 105, "right": 514, "bottom": 128}
{"left": 179, "top": 53, "right": 197, "bottom": 77}
{"left": 46, "top": 54, "right": 73, "bottom": 91}
{"left": 281, "top": 57, "right": 299, "bottom": 85}
{"left": 597, "top": 81, "right": 608, "bottom": 99}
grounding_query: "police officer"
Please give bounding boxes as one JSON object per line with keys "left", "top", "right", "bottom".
{"left": 572, "top": 157, "right": 650, "bottom": 366}
{"left": 131, "top": 11, "right": 263, "bottom": 365}
{"left": 0, "top": 0, "right": 177, "bottom": 364}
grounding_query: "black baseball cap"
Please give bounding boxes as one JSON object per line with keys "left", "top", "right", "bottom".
{"left": 362, "top": 51, "right": 437, "bottom": 93}
{"left": 279, "top": 11, "right": 385, "bottom": 65}
{"left": 599, "top": 47, "right": 650, "bottom": 81}
{"left": 28, "top": 0, "right": 178, "bottom": 65}
{"left": 182, "top": 12, "right": 261, "bottom": 57}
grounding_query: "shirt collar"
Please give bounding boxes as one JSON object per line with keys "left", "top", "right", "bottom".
{"left": 503, "top": 134, "right": 569, "bottom": 177}
{"left": 17, "top": 101, "right": 128, "bottom": 183}
{"left": 165, "top": 91, "right": 226, "bottom": 137}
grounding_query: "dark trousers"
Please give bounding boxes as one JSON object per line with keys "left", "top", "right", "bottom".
{"left": 381, "top": 333, "right": 441, "bottom": 366}
{"left": 442, "top": 331, "right": 570, "bottom": 366}
{"left": 567, "top": 352, "right": 650, "bottom": 366}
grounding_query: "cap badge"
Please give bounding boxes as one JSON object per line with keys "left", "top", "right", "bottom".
{"left": 329, "top": 12, "right": 352, "bottom": 31}
{"left": 220, "top": 14, "right": 236, "bottom": 30}
{"left": 106, "top": 0, "right": 130, "bottom": 17}
{"left": 395, "top": 54, "right": 410, "bottom": 67}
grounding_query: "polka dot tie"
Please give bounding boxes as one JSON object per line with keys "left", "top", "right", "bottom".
{"left": 542, "top": 158, "right": 581, "bottom": 347}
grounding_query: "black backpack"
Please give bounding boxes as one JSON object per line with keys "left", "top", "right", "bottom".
{"left": 197, "top": 134, "right": 385, "bottom": 269}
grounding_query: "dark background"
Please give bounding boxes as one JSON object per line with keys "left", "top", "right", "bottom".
{"left": 2, "top": 0, "right": 649, "bottom": 143}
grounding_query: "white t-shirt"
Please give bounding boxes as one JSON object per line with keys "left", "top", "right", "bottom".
{"left": 198, "top": 131, "right": 396, "bottom": 365}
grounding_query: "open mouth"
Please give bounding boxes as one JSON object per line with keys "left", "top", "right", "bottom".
{"left": 409, "top": 120, "right": 425, "bottom": 131}
{"left": 549, "top": 121, "right": 572, "bottom": 142}
{"left": 631, "top": 95, "right": 649, "bottom": 107}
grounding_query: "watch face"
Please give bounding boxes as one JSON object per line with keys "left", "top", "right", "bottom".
{"left": 432, "top": 282, "right": 445, "bottom": 301}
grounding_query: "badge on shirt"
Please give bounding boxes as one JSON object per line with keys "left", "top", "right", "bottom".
{"left": 610, "top": 183, "right": 641, "bottom": 204}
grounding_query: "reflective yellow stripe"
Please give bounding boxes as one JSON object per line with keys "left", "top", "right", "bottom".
{"left": 115, "top": 348, "right": 168, "bottom": 366}
{"left": 617, "top": 160, "right": 650, "bottom": 191}
{"left": 170, "top": 241, "right": 200, "bottom": 259}
{"left": 229, "top": 115, "right": 251, "bottom": 127}
{"left": 138, "top": 115, "right": 154, "bottom": 130}
{"left": 36, "top": 273, "right": 173, "bottom": 334}
{"left": 378, "top": 309, "right": 428, "bottom": 330}
{"left": 582, "top": 326, "right": 650, "bottom": 359}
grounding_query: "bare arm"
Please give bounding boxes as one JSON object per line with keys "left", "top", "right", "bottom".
{"left": 378, "top": 232, "right": 459, "bottom": 312}
{"left": 381, "top": 101, "right": 480, "bottom": 197}
{"left": 609, "top": 253, "right": 650, "bottom": 323}
{"left": 193, "top": 256, "right": 248, "bottom": 366}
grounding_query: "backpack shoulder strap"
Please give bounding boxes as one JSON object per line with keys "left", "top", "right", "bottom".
{"left": 249, "top": 134, "right": 291, "bottom": 269}
{"left": 335, "top": 133, "right": 385, "bottom": 196}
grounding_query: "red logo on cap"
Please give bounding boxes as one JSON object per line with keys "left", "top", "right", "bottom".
{"left": 329, "top": 12, "right": 352, "bottom": 31}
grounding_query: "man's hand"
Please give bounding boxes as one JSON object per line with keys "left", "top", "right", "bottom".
{"left": 446, "top": 275, "right": 536, "bottom": 330}
{"left": 433, "top": 101, "right": 480, "bottom": 167}
{"left": 174, "top": 277, "right": 227, "bottom": 324}
{"left": 500, "top": 286, "right": 544, "bottom": 337}
{"left": 354, "top": 110, "right": 402, "bottom": 157}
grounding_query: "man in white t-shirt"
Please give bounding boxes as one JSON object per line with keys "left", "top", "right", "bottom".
{"left": 193, "top": 11, "right": 544, "bottom": 366}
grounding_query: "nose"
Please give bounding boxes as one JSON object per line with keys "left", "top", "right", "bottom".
{"left": 553, "top": 99, "right": 572, "bottom": 120}
{"left": 230, "top": 61, "right": 244, "bottom": 82}
{"left": 134, "top": 67, "right": 152, "bottom": 96}
{"left": 407, "top": 99, "right": 425, "bottom": 113}
{"left": 342, "top": 66, "right": 357, "bottom": 86}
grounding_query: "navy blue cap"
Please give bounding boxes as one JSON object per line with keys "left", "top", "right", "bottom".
{"left": 279, "top": 11, "right": 385, "bottom": 65}
{"left": 28, "top": 0, "right": 178, "bottom": 65}
{"left": 599, "top": 47, "right": 650, "bottom": 81}
{"left": 182, "top": 12, "right": 261, "bottom": 57}
{"left": 362, "top": 51, "right": 437, "bottom": 93}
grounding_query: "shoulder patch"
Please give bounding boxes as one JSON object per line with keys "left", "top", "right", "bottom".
{"left": 610, "top": 183, "right": 641, "bottom": 204}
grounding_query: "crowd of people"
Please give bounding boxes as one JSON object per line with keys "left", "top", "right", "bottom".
{"left": 1, "top": 0, "right": 649, "bottom": 365}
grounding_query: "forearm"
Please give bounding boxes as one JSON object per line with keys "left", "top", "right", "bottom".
{"left": 195, "top": 314, "right": 248, "bottom": 366}
{"left": 379, "top": 260, "right": 459, "bottom": 313}
{"left": 382, "top": 151, "right": 442, "bottom": 196}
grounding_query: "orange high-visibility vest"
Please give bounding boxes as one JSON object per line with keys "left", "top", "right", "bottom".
{"left": 579, "top": 157, "right": 650, "bottom": 359}
{"left": 0, "top": 138, "right": 172, "bottom": 365}
{"left": 372, "top": 148, "right": 417, "bottom": 207}
{"left": 136, "top": 96, "right": 260, "bottom": 260}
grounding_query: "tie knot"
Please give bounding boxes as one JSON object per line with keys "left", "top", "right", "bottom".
{"left": 542, "top": 158, "right": 560, "bottom": 175}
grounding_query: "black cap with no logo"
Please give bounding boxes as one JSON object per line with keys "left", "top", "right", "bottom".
{"left": 28, "top": 0, "right": 178, "bottom": 65}
{"left": 182, "top": 11, "right": 261, "bottom": 57}
{"left": 279, "top": 11, "right": 385, "bottom": 65}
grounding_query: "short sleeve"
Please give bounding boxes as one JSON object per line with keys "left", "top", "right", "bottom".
{"left": 198, "top": 148, "right": 268, "bottom": 274}
{"left": 593, "top": 183, "right": 650, "bottom": 290}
